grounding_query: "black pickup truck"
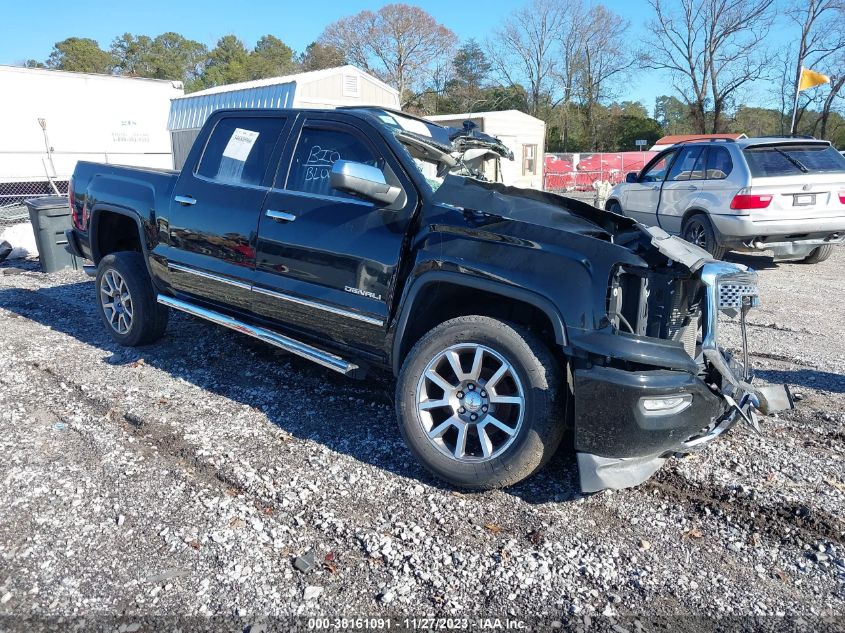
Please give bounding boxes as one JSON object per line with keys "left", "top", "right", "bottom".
{"left": 66, "top": 107, "right": 792, "bottom": 492}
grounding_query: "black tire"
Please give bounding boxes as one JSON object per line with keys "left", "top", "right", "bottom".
{"left": 95, "top": 252, "right": 168, "bottom": 346}
{"left": 800, "top": 244, "right": 833, "bottom": 264}
{"left": 682, "top": 214, "right": 727, "bottom": 260}
{"left": 607, "top": 200, "right": 623, "bottom": 215}
{"left": 395, "top": 315, "right": 565, "bottom": 489}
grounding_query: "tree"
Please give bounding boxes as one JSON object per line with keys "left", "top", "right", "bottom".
{"left": 654, "top": 95, "right": 692, "bottom": 134}
{"left": 201, "top": 35, "right": 251, "bottom": 88}
{"left": 110, "top": 32, "right": 207, "bottom": 86}
{"left": 23, "top": 60, "right": 46, "bottom": 68}
{"left": 440, "top": 40, "right": 492, "bottom": 113}
{"left": 487, "top": 0, "right": 572, "bottom": 117}
{"left": 320, "top": 4, "right": 457, "bottom": 106}
{"left": 248, "top": 35, "right": 296, "bottom": 79}
{"left": 299, "top": 42, "right": 346, "bottom": 71}
{"left": 783, "top": 0, "right": 845, "bottom": 133}
{"left": 110, "top": 33, "right": 155, "bottom": 77}
{"left": 46, "top": 38, "right": 113, "bottom": 74}
{"left": 643, "top": 0, "right": 775, "bottom": 133}
{"left": 578, "top": 5, "right": 632, "bottom": 149}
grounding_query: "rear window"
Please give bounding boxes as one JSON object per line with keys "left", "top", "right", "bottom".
{"left": 197, "top": 116, "right": 286, "bottom": 187}
{"left": 743, "top": 144, "right": 845, "bottom": 177}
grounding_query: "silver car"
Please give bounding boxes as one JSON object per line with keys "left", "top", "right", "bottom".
{"left": 606, "top": 137, "right": 845, "bottom": 263}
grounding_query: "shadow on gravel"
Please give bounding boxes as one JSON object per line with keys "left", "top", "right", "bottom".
{"left": 724, "top": 252, "right": 779, "bottom": 270}
{"left": 757, "top": 368, "right": 845, "bottom": 394}
{"left": 0, "top": 280, "right": 582, "bottom": 505}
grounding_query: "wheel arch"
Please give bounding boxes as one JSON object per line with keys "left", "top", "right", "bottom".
{"left": 89, "top": 204, "right": 149, "bottom": 264}
{"left": 390, "top": 272, "right": 567, "bottom": 376}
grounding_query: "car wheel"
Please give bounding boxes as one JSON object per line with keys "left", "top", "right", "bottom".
{"left": 96, "top": 252, "right": 169, "bottom": 346}
{"left": 395, "top": 315, "right": 565, "bottom": 489}
{"left": 800, "top": 244, "right": 833, "bottom": 264}
{"left": 682, "top": 214, "right": 727, "bottom": 260}
{"left": 607, "top": 200, "right": 623, "bottom": 215}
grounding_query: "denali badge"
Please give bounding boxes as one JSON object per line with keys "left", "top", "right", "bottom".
{"left": 345, "top": 286, "right": 382, "bottom": 301}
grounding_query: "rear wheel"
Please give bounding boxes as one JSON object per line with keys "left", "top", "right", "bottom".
{"left": 96, "top": 252, "right": 168, "bottom": 346}
{"left": 682, "top": 214, "right": 727, "bottom": 260}
{"left": 607, "top": 200, "right": 623, "bottom": 215}
{"left": 395, "top": 315, "right": 565, "bottom": 489}
{"left": 800, "top": 244, "right": 833, "bottom": 264}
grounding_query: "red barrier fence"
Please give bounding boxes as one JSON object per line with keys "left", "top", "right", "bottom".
{"left": 544, "top": 151, "right": 657, "bottom": 192}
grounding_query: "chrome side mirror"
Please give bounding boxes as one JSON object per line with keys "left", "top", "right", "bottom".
{"left": 330, "top": 160, "right": 402, "bottom": 205}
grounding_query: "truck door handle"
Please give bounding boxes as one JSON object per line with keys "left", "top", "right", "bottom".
{"left": 266, "top": 210, "right": 296, "bottom": 222}
{"left": 174, "top": 195, "right": 197, "bottom": 206}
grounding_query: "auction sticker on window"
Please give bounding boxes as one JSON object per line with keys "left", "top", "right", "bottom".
{"left": 223, "top": 128, "right": 260, "bottom": 162}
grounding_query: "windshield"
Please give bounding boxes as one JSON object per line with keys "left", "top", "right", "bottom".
{"left": 362, "top": 108, "right": 513, "bottom": 194}
{"left": 743, "top": 144, "right": 845, "bottom": 177}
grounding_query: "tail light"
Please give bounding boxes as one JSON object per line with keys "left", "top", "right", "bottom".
{"left": 730, "top": 193, "right": 773, "bottom": 210}
{"left": 838, "top": 191, "right": 845, "bottom": 204}
{"left": 69, "top": 180, "right": 80, "bottom": 228}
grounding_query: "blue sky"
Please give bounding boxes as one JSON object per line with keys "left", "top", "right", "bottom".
{"left": 2, "top": 0, "right": 790, "bottom": 115}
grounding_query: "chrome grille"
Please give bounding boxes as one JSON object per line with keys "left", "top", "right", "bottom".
{"left": 718, "top": 282, "right": 758, "bottom": 310}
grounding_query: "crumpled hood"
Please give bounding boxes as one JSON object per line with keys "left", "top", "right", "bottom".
{"left": 432, "top": 176, "right": 717, "bottom": 272}
{"left": 432, "top": 176, "right": 630, "bottom": 239}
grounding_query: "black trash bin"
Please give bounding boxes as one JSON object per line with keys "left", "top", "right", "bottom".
{"left": 24, "top": 196, "right": 80, "bottom": 273}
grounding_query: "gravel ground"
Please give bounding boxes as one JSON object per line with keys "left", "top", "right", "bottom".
{"left": 1, "top": 249, "right": 844, "bottom": 632}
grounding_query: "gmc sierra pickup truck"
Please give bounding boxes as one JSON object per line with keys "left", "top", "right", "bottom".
{"left": 66, "top": 107, "right": 792, "bottom": 492}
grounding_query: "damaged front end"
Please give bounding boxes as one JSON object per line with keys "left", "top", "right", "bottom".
{"left": 575, "top": 226, "right": 794, "bottom": 493}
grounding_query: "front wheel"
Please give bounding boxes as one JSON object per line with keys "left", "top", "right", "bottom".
{"left": 682, "top": 214, "right": 727, "bottom": 260}
{"left": 395, "top": 316, "right": 565, "bottom": 489}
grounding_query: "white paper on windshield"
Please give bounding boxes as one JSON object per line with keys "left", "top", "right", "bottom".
{"left": 222, "top": 128, "right": 260, "bottom": 162}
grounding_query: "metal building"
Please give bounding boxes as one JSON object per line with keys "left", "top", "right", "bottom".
{"left": 167, "top": 65, "right": 401, "bottom": 169}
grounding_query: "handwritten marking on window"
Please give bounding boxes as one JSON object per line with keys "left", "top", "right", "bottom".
{"left": 303, "top": 145, "right": 341, "bottom": 182}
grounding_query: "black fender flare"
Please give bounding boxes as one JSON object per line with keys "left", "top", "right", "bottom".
{"left": 88, "top": 203, "right": 150, "bottom": 265}
{"left": 390, "top": 271, "right": 568, "bottom": 375}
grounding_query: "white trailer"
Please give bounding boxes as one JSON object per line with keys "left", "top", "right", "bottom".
{"left": 0, "top": 65, "right": 182, "bottom": 210}
{"left": 427, "top": 110, "right": 546, "bottom": 189}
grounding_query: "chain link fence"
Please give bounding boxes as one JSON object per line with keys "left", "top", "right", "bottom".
{"left": 0, "top": 180, "right": 68, "bottom": 229}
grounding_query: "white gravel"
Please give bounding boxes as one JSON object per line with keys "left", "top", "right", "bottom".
{"left": 0, "top": 250, "right": 843, "bottom": 630}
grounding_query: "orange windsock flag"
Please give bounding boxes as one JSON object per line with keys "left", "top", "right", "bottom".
{"left": 799, "top": 67, "right": 830, "bottom": 91}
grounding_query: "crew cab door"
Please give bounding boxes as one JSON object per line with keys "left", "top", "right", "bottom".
{"left": 252, "top": 115, "right": 417, "bottom": 352}
{"left": 165, "top": 113, "right": 290, "bottom": 310}
{"left": 623, "top": 149, "right": 677, "bottom": 226}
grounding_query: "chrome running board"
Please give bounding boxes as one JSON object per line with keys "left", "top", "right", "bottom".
{"left": 157, "top": 295, "right": 361, "bottom": 377}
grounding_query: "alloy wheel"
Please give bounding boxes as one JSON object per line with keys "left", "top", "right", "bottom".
{"left": 415, "top": 343, "right": 525, "bottom": 463}
{"left": 100, "top": 269, "right": 134, "bottom": 335}
{"left": 686, "top": 222, "right": 707, "bottom": 249}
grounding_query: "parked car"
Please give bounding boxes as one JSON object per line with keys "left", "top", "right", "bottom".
{"left": 605, "top": 137, "right": 845, "bottom": 263}
{"left": 65, "top": 108, "right": 791, "bottom": 493}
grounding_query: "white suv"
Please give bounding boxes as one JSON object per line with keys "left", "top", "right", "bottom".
{"left": 605, "top": 137, "right": 845, "bottom": 263}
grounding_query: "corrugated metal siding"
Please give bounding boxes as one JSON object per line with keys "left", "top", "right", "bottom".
{"left": 170, "top": 129, "right": 202, "bottom": 170}
{"left": 167, "top": 82, "right": 296, "bottom": 131}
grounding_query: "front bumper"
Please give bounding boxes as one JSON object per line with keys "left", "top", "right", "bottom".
{"left": 574, "top": 261, "right": 793, "bottom": 493}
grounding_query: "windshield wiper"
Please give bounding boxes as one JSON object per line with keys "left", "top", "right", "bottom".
{"left": 773, "top": 147, "right": 809, "bottom": 173}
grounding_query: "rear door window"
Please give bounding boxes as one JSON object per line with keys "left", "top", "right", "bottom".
{"left": 197, "top": 117, "right": 286, "bottom": 187}
{"left": 705, "top": 146, "right": 733, "bottom": 180}
{"left": 743, "top": 144, "right": 845, "bottom": 177}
